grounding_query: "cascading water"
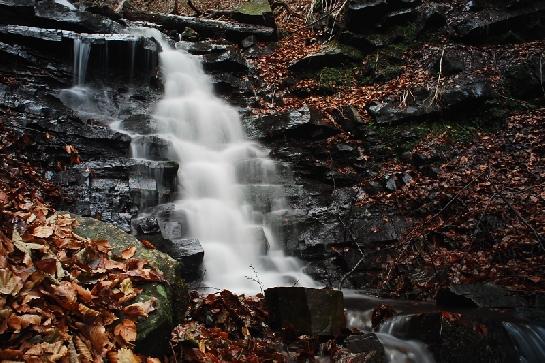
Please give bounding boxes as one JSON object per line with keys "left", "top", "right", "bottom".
{"left": 73, "top": 37, "right": 90, "bottom": 86}
{"left": 131, "top": 27, "right": 315, "bottom": 293}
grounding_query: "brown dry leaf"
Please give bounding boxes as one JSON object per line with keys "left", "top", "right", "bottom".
{"left": 121, "top": 246, "right": 137, "bottom": 260}
{"left": 51, "top": 281, "right": 77, "bottom": 310}
{"left": 71, "top": 281, "right": 93, "bottom": 302}
{"left": 88, "top": 324, "right": 109, "bottom": 356}
{"left": 34, "top": 258, "right": 57, "bottom": 275}
{"left": 93, "top": 239, "right": 111, "bottom": 253}
{"left": 77, "top": 303, "right": 100, "bottom": 319}
{"left": 64, "top": 145, "right": 78, "bottom": 154}
{"left": 7, "top": 313, "right": 41, "bottom": 332}
{"left": 0, "top": 269, "right": 24, "bottom": 296}
{"left": 140, "top": 240, "right": 155, "bottom": 250}
{"left": 146, "top": 358, "right": 161, "bottom": 363}
{"left": 122, "top": 298, "right": 157, "bottom": 318}
{"left": 32, "top": 225, "right": 54, "bottom": 238}
{"left": 13, "top": 230, "right": 44, "bottom": 265}
{"left": 24, "top": 341, "right": 68, "bottom": 361}
{"left": 0, "top": 191, "right": 7, "bottom": 205}
{"left": 116, "top": 348, "right": 141, "bottom": 363}
{"left": 74, "top": 335, "right": 93, "bottom": 362}
{"left": 114, "top": 319, "right": 137, "bottom": 343}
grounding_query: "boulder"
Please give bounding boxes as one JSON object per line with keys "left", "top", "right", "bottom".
{"left": 338, "top": 31, "right": 378, "bottom": 53}
{"left": 384, "top": 312, "right": 519, "bottom": 363}
{"left": 257, "top": 105, "right": 340, "bottom": 140}
{"left": 431, "top": 51, "right": 465, "bottom": 76}
{"left": 330, "top": 105, "right": 366, "bottom": 136}
{"left": 165, "top": 238, "right": 205, "bottom": 279}
{"left": 72, "top": 215, "right": 188, "bottom": 356}
{"left": 368, "top": 80, "right": 493, "bottom": 124}
{"left": 334, "top": 333, "right": 387, "bottom": 363}
{"left": 345, "top": 333, "right": 385, "bottom": 356}
{"left": 454, "top": 2, "right": 545, "bottom": 43}
{"left": 265, "top": 287, "right": 345, "bottom": 336}
{"left": 289, "top": 44, "right": 363, "bottom": 74}
{"left": 232, "top": 0, "right": 275, "bottom": 27}
{"left": 436, "top": 283, "right": 527, "bottom": 309}
{"left": 504, "top": 54, "right": 544, "bottom": 100}
{"left": 202, "top": 47, "right": 249, "bottom": 73}
{"left": 345, "top": 0, "right": 390, "bottom": 34}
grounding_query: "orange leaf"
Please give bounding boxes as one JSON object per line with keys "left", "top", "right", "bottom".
{"left": 114, "top": 319, "right": 137, "bottom": 343}
{"left": 121, "top": 246, "right": 137, "bottom": 260}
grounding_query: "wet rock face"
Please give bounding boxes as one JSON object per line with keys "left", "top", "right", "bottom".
{"left": 265, "top": 287, "right": 345, "bottom": 336}
{"left": 0, "top": 0, "right": 124, "bottom": 34}
{"left": 387, "top": 312, "right": 519, "bottom": 363}
{"left": 336, "top": 334, "right": 387, "bottom": 363}
{"left": 0, "top": 24, "right": 160, "bottom": 84}
{"left": 256, "top": 106, "right": 340, "bottom": 140}
{"left": 53, "top": 159, "right": 179, "bottom": 232}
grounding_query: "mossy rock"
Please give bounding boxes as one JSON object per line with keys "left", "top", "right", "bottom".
{"left": 233, "top": 0, "right": 275, "bottom": 27}
{"left": 71, "top": 215, "right": 189, "bottom": 356}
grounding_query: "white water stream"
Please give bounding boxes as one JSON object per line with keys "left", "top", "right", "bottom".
{"left": 59, "top": 28, "right": 545, "bottom": 363}
{"left": 132, "top": 28, "right": 315, "bottom": 293}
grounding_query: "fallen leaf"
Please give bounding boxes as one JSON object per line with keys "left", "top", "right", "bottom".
{"left": 114, "top": 319, "right": 137, "bottom": 343}
{"left": 121, "top": 246, "right": 137, "bottom": 260}
{"left": 123, "top": 298, "right": 157, "bottom": 318}
{"left": 32, "top": 225, "right": 54, "bottom": 238}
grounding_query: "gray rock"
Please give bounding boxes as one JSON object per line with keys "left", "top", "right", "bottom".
{"left": 504, "top": 54, "right": 544, "bottom": 100}
{"left": 289, "top": 45, "right": 363, "bottom": 73}
{"left": 167, "top": 238, "right": 204, "bottom": 278}
{"left": 265, "top": 287, "right": 345, "bottom": 336}
{"left": 202, "top": 47, "right": 249, "bottom": 73}
{"left": 454, "top": 2, "right": 545, "bottom": 43}
{"left": 345, "top": 0, "right": 390, "bottom": 34}
{"left": 436, "top": 283, "right": 527, "bottom": 308}
{"left": 368, "top": 80, "right": 493, "bottom": 124}
{"left": 53, "top": 159, "right": 178, "bottom": 231}
{"left": 257, "top": 105, "right": 339, "bottom": 140}
{"left": 132, "top": 135, "right": 174, "bottom": 161}
{"left": 0, "top": 25, "right": 159, "bottom": 83}
{"left": 346, "top": 334, "right": 385, "bottom": 356}
{"left": 232, "top": 0, "right": 275, "bottom": 27}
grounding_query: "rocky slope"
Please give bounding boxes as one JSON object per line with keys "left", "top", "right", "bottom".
{"left": 1, "top": 0, "right": 544, "bottom": 325}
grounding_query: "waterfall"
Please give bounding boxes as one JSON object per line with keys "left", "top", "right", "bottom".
{"left": 132, "top": 28, "right": 315, "bottom": 294}
{"left": 503, "top": 322, "right": 545, "bottom": 363}
{"left": 73, "top": 37, "right": 90, "bottom": 86}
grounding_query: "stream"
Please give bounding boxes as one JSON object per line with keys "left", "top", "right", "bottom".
{"left": 57, "top": 26, "right": 545, "bottom": 363}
